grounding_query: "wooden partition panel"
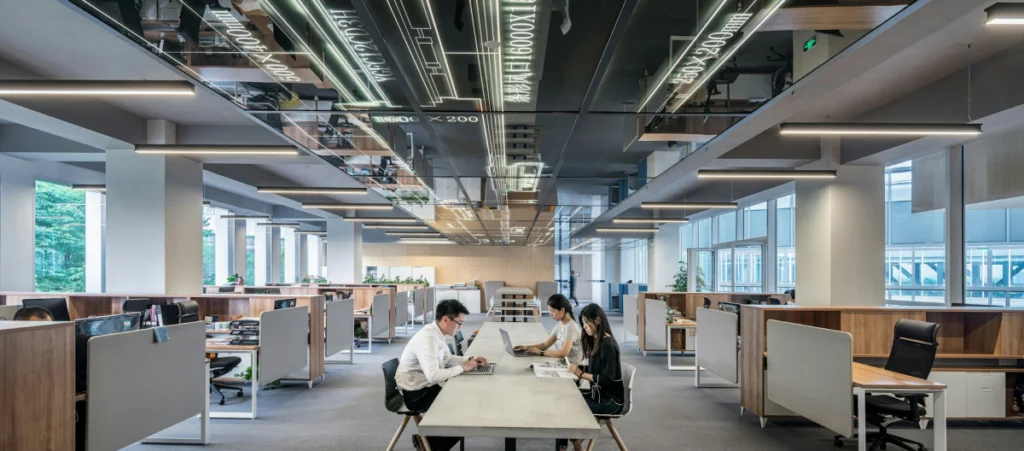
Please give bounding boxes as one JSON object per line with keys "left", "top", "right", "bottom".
{"left": 640, "top": 292, "right": 788, "bottom": 352}
{"left": 840, "top": 310, "right": 926, "bottom": 357}
{"left": 0, "top": 293, "right": 188, "bottom": 319}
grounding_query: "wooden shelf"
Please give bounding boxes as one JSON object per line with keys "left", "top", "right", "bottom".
{"left": 932, "top": 367, "right": 1024, "bottom": 373}
{"left": 856, "top": 353, "right": 1023, "bottom": 359}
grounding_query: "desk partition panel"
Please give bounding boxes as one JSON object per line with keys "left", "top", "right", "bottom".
{"left": 413, "top": 289, "right": 426, "bottom": 321}
{"left": 371, "top": 294, "right": 391, "bottom": 338}
{"left": 325, "top": 299, "right": 354, "bottom": 357}
{"left": 623, "top": 295, "right": 638, "bottom": 338}
{"left": 644, "top": 298, "right": 668, "bottom": 351}
{"left": 87, "top": 322, "right": 206, "bottom": 451}
{"left": 396, "top": 291, "right": 409, "bottom": 326}
{"left": 259, "top": 307, "right": 310, "bottom": 386}
{"left": 766, "top": 320, "right": 853, "bottom": 437}
{"left": 696, "top": 308, "right": 739, "bottom": 384}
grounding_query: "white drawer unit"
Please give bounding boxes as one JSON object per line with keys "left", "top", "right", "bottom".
{"left": 927, "top": 372, "right": 967, "bottom": 418}
{"left": 926, "top": 371, "right": 1006, "bottom": 419}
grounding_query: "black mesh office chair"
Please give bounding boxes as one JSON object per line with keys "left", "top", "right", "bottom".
{"left": 382, "top": 358, "right": 432, "bottom": 451}
{"left": 176, "top": 300, "right": 243, "bottom": 405}
{"left": 768, "top": 298, "right": 782, "bottom": 305}
{"left": 453, "top": 330, "right": 465, "bottom": 356}
{"left": 835, "top": 319, "right": 939, "bottom": 451}
{"left": 703, "top": 297, "right": 712, "bottom": 309}
{"left": 122, "top": 298, "right": 154, "bottom": 326}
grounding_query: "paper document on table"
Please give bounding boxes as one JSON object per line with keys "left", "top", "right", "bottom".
{"left": 533, "top": 360, "right": 577, "bottom": 379}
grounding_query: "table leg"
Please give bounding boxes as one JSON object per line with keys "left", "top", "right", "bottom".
{"left": 504, "top": 437, "right": 516, "bottom": 451}
{"left": 251, "top": 349, "right": 259, "bottom": 419}
{"left": 666, "top": 326, "right": 671, "bottom": 370}
{"left": 934, "top": 390, "right": 946, "bottom": 451}
{"left": 856, "top": 387, "right": 866, "bottom": 451}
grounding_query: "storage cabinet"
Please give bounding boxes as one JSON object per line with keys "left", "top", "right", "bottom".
{"left": 926, "top": 371, "right": 1005, "bottom": 419}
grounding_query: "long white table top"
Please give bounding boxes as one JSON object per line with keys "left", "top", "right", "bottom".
{"left": 418, "top": 322, "right": 601, "bottom": 439}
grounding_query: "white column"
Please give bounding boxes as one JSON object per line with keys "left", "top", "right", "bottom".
{"left": 651, "top": 223, "right": 682, "bottom": 291}
{"left": 232, "top": 220, "right": 247, "bottom": 281}
{"left": 283, "top": 228, "right": 298, "bottom": 283}
{"left": 945, "top": 146, "right": 964, "bottom": 305}
{"left": 795, "top": 165, "right": 885, "bottom": 306}
{"left": 0, "top": 166, "right": 35, "bottom": 291}
{"left": 85, "top": 191, "right": 105, "bottom": 293}
{"left": 307, "top": 235, "right": 322, "bottom": 277}
{"left": 765, "top": 198, "right": 778, "bottom": 293}
{"left": 214, "top": 213, "right": 240, "bottom": 285}
{"left": 106, "top": 120, "right": 204, "bottom": 294}
{"left": 326, "top": 219, "right": 362, "bottom": 284}
{"left": 254, "top": 226, "right": 281, "bottom": 285}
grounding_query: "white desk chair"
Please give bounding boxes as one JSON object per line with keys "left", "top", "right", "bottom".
{"left": 586, "top": 362, "right": 635, "bottom": 451}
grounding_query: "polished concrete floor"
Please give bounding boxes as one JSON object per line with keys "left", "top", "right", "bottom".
{"left": 127, "top": 313, "right": 1023, "bottom": 450}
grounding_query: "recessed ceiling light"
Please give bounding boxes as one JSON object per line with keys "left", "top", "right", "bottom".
{"left": 779, "top": 123, "right": 982, "bottom": 136}
{"left": 641, "top": 202, "right": 738, "bottom": 210}
{"left": 71, "top": 184, "right": 106, "bottom": 192}
{"left": 613, "top": 218, "right": 689, "bottom": 224}
{"left": 343, "top": 217, "right": 418, "bottom": 223}
{"left": 597, "top": 227, "right": 660, "bottom": 233}
{"left": 256, "top": 187, "right": 367, "bottom": 195}
{"left": 134, "top": 145, "right": 299, "bottom": 155}
{"left": 302, "top": 203, "right": 394, "bottom": 210}
{"left": 0, "top": 80, "right": 195, "bottom": 96}
{"left": 697, "top": 169, "right": 837, "bottom": 180}
{"left": 986, "top": 3, "right": 1024, "bottom": 25}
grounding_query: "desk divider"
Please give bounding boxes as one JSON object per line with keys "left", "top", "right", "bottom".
{"left": 696, "top": 308, "right": 739, "bottom": 384}
{"left": 644, "top": 298, "right": 668, "bottom": 351}
{"left": 396, "top": 291, "right": 409, "bottom": 326}
{"left": 326, "top": 299, "right": 354, "bottom": 357}
{"left": 413, "top": 288, "right": 426, "bottom": 321}
{"left": 766, "top": 320, "right": 853, "bottom": 438}
{"left": 371, "top": 294, "right": 390, "bottom": 338}
{"left": 86, "top": 322, "right": 207, "bottom": 451}
{"left": 425, "top": 288, "right": 436, "bottom": 322}
{"left": 0, "top": 304, "right": 19, "bottom": 320}
{"left": 623, "top": 295, "right": 638, "bottom": 338}
{"left": 259, "top": 307, "right": 310, "bottom": 386}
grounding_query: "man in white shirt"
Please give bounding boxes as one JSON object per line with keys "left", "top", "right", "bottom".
{"left": 397, "top": 299, "right": 487, "bottom": 451}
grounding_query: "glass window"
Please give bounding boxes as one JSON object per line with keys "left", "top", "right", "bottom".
{"left": 202, "top": 208, "right": 216, "bottom": 286}
{"left": 280, "top": 236, "right": 286, "bottom": 283}
{"left": 696, "top": 219, "right": 711, "bottom": 248}
{"left": 716, "top": 211, "right": 736, "bottom": 244}
{"left": 245, "top": 220, "right": 256, "bottom": 284}
{"left": 884, "top": 153, "right": 947, "bottom": 305}
{"left": 35, "top": 181, "right": 86, "bottom": 292}
{"left": 776, "top": 194, "right": 796, "bottom": 290}
{"left": 744, "top": 202, "right": 768, "bottom": 239}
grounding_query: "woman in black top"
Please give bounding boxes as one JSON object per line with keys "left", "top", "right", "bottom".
{"left": 569, "top": 304, "right": 624, "bottom": 413}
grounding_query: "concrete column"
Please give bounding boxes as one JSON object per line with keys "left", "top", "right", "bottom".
{"left": 765, "top": 198, "right": 778, "bottom": 293}
{"left": 795, "top": 165, "right": 885, "bottom": 306}
{"left": 283, "top": 228, "right": 298, "bottom": 283}
{"left": 85, "top": 191, "right": 105, "bottom": 293}
{"left": 946, "top": 146, "right": 964, "bottom": 305}
{"left": 307, "top": 235, "right": 322, "bottom": 277}
{"left": 0, "top": 164, "right": 35, "bottom": 291}
{"left": 326, "top": 219, "right": 362, "bottom": 283}
{"left": 106, "top": 120, "right": 203, "bottom": 294}
{"left": 297, "top": 234, "right": 309, "bottom": 280}
{"left": 254, "top": 225, "right": 281, "bottom": 285}
{"left": 651, "top": 224, "right": 682, "bottom": 291}
{"left": 214, "top": 213, "right": 246, "bottom": 285}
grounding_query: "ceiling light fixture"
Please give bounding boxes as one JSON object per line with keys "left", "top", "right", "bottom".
{"left": 986, "top": 3, "right": 1024, "bottom": 25}
{"left": 0, "top": 80, "right": 195, "bottom": 96}
{"left": 71, "top": 184, "right": 106, "bottom": 192}
{"left": 613, "top": 218, "right": 690, "bottom": 224}
{"left": 364, "top": 225, "right": 431, "bottom": 230}
{"left": 134, "top": 145, "right": 300, "bottom": 155}
{"left": 597, "top": 227, "right": 660, "bottom": 233}
{"left": 399, "top": 238, "right": 455, "bottom": 244}
{"left": 779, "top": 122, "right": 982, "bottom": 136}
{"left": 697, "top": 169, "right": 837, "bottom": 179}
{"left": 641, "top": 202, "right": 738, "bottom": 210}
{"left": 203, "top": 201, "right": 212, "bottom": 207}
{"left": 386, "top": 231, "right": 443, "bottom": 236}
{"left": 219, "top": 215, "right": 271, "bottom": 220}
{"left": 302, "top": 203, "right": 393, "bottom": 210}
{"left": 257, "top": 187, "right": 368, "bottom": 195}
{"left": 294, "top": 231, "right": 327, "bottom": 236}
{"left": 343, "top": 217, "right": 418, "bottom": 223}
{"left": 255, "top": 222, "right": 301, "bottom": 228}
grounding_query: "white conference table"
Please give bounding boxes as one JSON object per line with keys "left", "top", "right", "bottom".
{"left": 418, "top": 322, "right": 601, "bottom": 450}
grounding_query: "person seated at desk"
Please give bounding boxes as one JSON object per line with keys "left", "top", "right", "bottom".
{"left": 13, "top": 305, "right": 53, "bottom": 321}
{"left": 567, "top": 304, "right": 624, "bottom": 451}
{"left": 397, "top": 300, "right": 487, "bottom": 451}
{"left": 515, "top": 294, "right": 583, "bottom": 364}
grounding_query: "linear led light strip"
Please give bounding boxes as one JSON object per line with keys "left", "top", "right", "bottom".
{"left": 0, "top": 81, "right": 195, "bottom": 96}
{"left": 637, "top": 0, "right": 729, "bottom": 112}
{"left": 642, "top": 202, "right": 738, "bottom": 209}
{"left": 302, "top": 203, "right": 394, "bottom": 210}
{"left": 304, "top": 0, "right": 392, "bottom": 106}
{"left": 344, "top": 217, "right": 418, "bottom": 223}
{"left": 257, "top": 187, "right": 368, "bottom": 195}
{"left": 385, "top": 0, "right": 456, "bottom": 106}
{"left": 294, "top": 231, "right": 327, "bottom": 236}
{"left": 986, "top": 3, "right": 1024, "bottom": 25}
{"left": 613, "top": 218, "right": 690, "bottom": 224}
{"left": 697, "top": 169, "right": 838, "bottom": 179}
{"left": 671, "top": 0, "right": 789, "bottom": 112}
{"left": 256, "top": 222, "right": 301, "bottom": 228}
{"left": 779, "top": 123, "right": 982, "bottom": 136}
{"left": 386, "top": 231, "right": 442, "bottom": 236}
{"left": 363, "top": 225, "right": 431, "bottom": 230}
{"left": 134, "top": 145, "right": 298, "bottom": 155}
{"left": 72, "top": 185, "right": 106, "bottom": 192}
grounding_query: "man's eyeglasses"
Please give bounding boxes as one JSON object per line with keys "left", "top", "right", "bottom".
{"left": 448, "top": 317, "right": 464, "bottom": 328}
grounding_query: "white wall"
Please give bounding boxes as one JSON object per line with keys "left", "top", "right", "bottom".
{"left": 0, "top": 158, "right": 36, "bottom": 291}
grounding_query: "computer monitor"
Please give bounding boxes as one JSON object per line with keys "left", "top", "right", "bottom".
{"left": 718, "top": 301, "right": 741, "bottom": 314}
{"left": 75, "top": 312, "right": 141, "bottom": 336}
{"left": 274, "top": 298, "right": 297, "bottom": 310}
{"left": 23, "top": 298, "right": 71, "bottom": 321}
{"left": 257, "top": 288, "right": 282, "bottom": 295}
{"left": 218, "top": 286, "right": 237, "bottom": 293}
{"left": 177, "top": 301, "right": 200, "bottom": 324}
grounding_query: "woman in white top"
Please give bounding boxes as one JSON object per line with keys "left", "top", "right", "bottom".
{"left": 514, "top": 294, "right": 583, "bottom": 364}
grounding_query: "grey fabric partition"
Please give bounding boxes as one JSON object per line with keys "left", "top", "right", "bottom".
{"left": 396, "top": 291, "right": 409, "bottom": 326}
{"left": 695, "top": 308, "right": 739, "bottom": 384}
{"left": 535, "top": 282, "right": 557, "bottom": 303}
{"left": 325, "top": 298, "right": 354, "bottom": 357}
{"left": 87, "top": 322, "right": 207, "bottom": 451}
{"left": 413, "top": 288, "right": 426, "bottom": 320}
{"left": 644, "top": 298, "right": 668, "bottom": 351}
{"left": 623, "top": 295, "right": 638, "bottom": 337}
{"left": 0, "top": 304, "right": 19, "bottom": 320}
{"left": 483, "top": 281, "right": 505, "bottom": 310}
{"left": 425, "top": 287, "right": 436, "bottom": 321}
{"left": 259, "top": 307, "right": 310, "bottom": 386}
{"left": 371, "top": 294, "right": 390, "bottom": 338}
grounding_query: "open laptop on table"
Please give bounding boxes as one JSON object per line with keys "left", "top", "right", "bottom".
{"left": 500, "top": 328, "right": 530, "bottom": 357}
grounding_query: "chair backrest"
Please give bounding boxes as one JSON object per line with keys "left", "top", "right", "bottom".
{"left": 768, "top": 298, "right": 782, "bottom": 305}
{"left": 177, "top": 300, "right": 200, "bottom": 323}
{"left": 884, "top": 319, "right": 939, "bottom": 379}
{"left": 160, "top": 303, "right": 181, "bottom": 325}
{"left": 454, "top": 330, "right": 465, "bottom": 356}
{"left": 620, "top": 362, "right": 637, "bottom": 416}
{"left": 122, "top": 298, "right": 153, "bottom": 314}
{"left": 381, "top": 358, "right": 404, "bottom": 413}
{"left": 703, "top": 297, "right": 711, "bottom": 309}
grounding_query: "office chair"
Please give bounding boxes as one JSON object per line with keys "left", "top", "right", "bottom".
{"left": 703, "top": 297, "right": 711, "bottom": 309}
{"left": 177, "top": 301, "right": 201, "bottom": 324}
{"left": 453, "top": 330, "right": 465, "bottom": 356}
{"left": 381, "top": 358, "right": 432, "bottom": 451}
{"left": 835, "top": 319, "right": 939, "bottom": 451}
{"left": 768, "top": 298, "right": 782, "bottom": 305}
{"left": 585, "top": 362, "right": 636, "bottom": 451}
{"left": 209, "top": 356, "right": 243, "bottom": 405}
{"left": 159, "top": 303, "right": 181, "bottom": 325}
{"left": 122, "top": 298, "right": 154, "bottom": 326}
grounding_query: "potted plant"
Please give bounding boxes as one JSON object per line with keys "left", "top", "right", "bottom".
{"left": 671, "top": 261, "right": 704, "bottom": 292}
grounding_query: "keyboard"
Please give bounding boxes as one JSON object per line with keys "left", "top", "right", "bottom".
{"left": 464, "top": 363, "right": 497, "bottom": 375}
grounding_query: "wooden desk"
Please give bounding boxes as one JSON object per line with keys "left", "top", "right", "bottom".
{"left": 0, "top": 321, "right": 75, "bottom": 451}
{"left": 206, "top": 341, "right": 260, "bottom": 419}
{"left": 666, "top": 319, "right": 698, "bottom": 371}
{"left": 851, "top": 363, "right": 947, "bottom": 451}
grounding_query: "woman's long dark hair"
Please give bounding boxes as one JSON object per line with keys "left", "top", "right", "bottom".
{"left": 579, "top": 303, "right": 616, "bottom": 357}
{"left": 547, "top": 294, "right": 575, "bottom": 321}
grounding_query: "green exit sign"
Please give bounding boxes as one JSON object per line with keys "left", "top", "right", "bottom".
{"left": 803, "top": 36, "right": 818, "bottom": 52}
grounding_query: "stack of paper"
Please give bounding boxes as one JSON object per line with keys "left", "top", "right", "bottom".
{"left": 533, "top": 361, "right": 577, "bottom": 379}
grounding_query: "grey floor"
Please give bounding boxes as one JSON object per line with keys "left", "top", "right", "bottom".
{"left": 128, "top": 313, "right": 1023, "bottom": 451}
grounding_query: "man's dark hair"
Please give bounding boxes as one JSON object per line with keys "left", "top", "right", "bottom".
{"left": 435, "top": 299, "right": 469, "bottom": 323}
{"left": 14, "top": 306, "right": 54, "bottom": 321}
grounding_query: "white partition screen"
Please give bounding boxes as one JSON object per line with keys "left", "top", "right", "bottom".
{"left": 87, "top": 322, "right": 206, "bottom": 451}
{"left": 623, "top": 295, "right": 638, "bottom": 337}
{"left": 644, "top": 298, "right": 667, "bottom": 351}
{"left": 413, "top": 289, "right": 426, "bottom": 320}
{"left": 396, "top": 291, "right": 409, "bottom": 325}
{"left": 695, "top": 308, "right": 739, "bottom": 384}
{"left": 766, "top": 320, "right": 854, "bottom": 437}
{"left": 371, "top": 294, "right": 390, "bottom": 338}
{"left": 326, "top": 299, "right": 354, "bottom": 356}
{"left": 259, "top": 307, "right": 310, "bottom": 385}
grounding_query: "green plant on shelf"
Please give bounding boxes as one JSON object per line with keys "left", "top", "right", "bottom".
{"left": 671, "top": 261, "right": 704, "bottom": 292}
{"left": 301, "top": 274, "right": 328, "bottom": 284}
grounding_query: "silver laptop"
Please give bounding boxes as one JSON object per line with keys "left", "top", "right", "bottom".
{"left": 500, "top": 328, "right": 530, "bottom": 357}
{"left": 463, "top": 363, "right": 497, "bottom": 375}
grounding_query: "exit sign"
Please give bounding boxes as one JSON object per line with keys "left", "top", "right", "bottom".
{"left": 803, "top": 36, "right": 817, "bottom": 52}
